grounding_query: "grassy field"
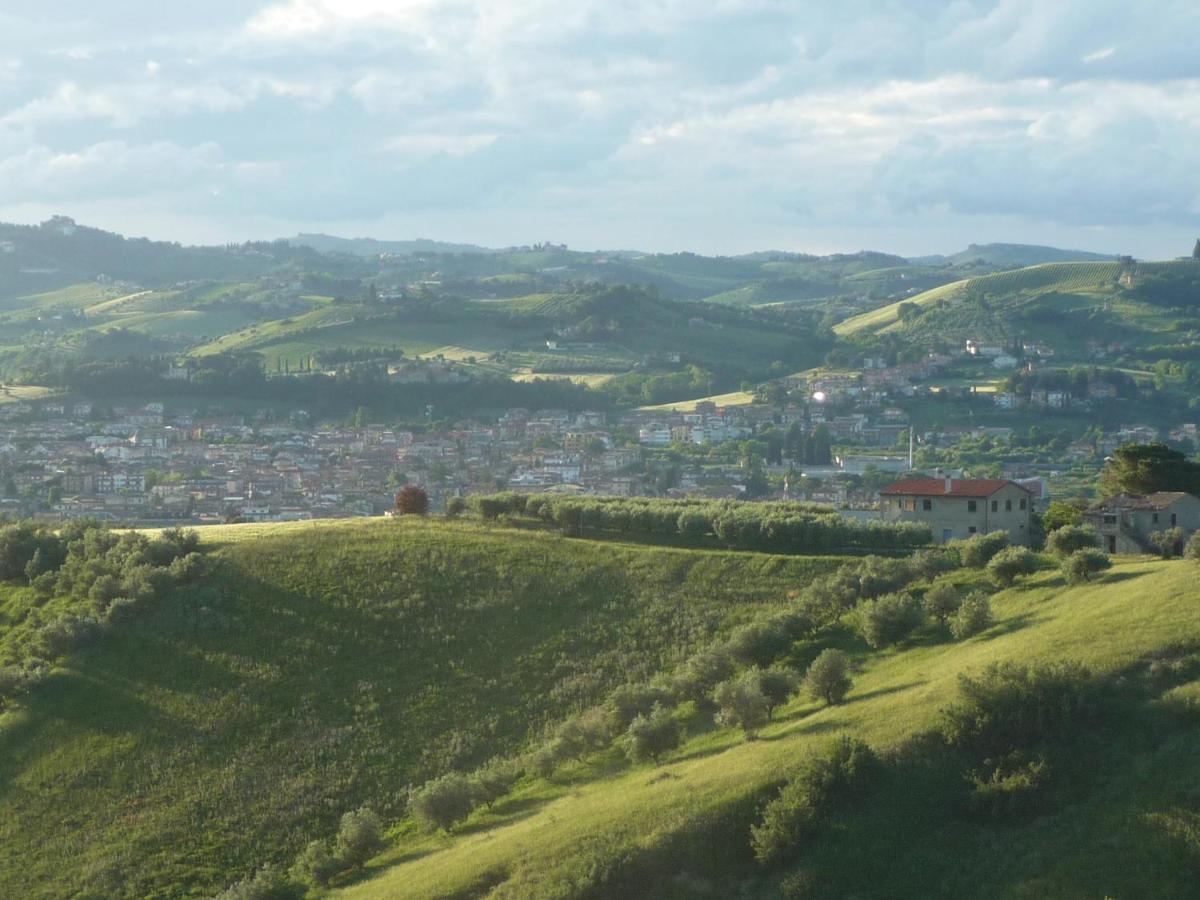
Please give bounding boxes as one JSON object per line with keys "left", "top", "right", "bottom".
{"left": 0, "top": 517, "right": 843, "bottom": 899}
{"left": 341, "top": 557, "right": 1200, "bottom": 899}
{"left": 639, "top": 390, "right": 757, "bottom": 411}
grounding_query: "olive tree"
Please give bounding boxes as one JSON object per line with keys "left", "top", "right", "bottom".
{"left": 804, "top": 649, "right": 852, "bottom": 705}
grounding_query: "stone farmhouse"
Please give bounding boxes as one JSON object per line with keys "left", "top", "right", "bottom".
{"left": 1082, "top": 492, "right": 1200, "bottom": 554}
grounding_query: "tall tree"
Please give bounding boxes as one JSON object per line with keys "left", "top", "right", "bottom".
{"left": 1193, "top": 238, "right": 1200, "bottom": 259}
{"left": 1099, "top": 442, "right": 1200, "bottom": 497}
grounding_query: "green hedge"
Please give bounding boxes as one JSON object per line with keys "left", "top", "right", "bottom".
{"left": 468, "top": 494, "right": 930, "bottom": 554}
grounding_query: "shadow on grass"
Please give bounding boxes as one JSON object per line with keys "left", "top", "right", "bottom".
{"left": 847, "top": 680, "right": 925, "bottom": 704}
{"left": 456, "top": 794, "right": 548, "bottom": 835}
{"left": 759, "top": 718, "right": 844, "bottom": 743}
{"left": 982, "top": 611, "right": 1037, "bottom": 638}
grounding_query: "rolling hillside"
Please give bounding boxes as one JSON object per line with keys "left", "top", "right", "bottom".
{"left": 345, "top": 556, "right": 1200, "bottom": 900}
{"left": 0, "top": 518, "right": 840, "bottom": 899}
{"left": 834, "top": 260, "right": 1200, "bottom": 356}
{"left": 3, "top": 515, "right": 1199, "bottom": 898}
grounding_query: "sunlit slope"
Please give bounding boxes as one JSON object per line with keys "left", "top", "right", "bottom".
{"left": 343, "top": 558, "right": 1200, "bottom": 900}
{"left": 0, "top": 518, "right": 840, "bottom": 899}
{"left": 835, "top": 260, "right": 1200, "bottom": 349}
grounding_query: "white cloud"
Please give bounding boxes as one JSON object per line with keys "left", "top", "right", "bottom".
{"left": 0, "top": 0, "right": 1198, "bottom": 252}
{"left": 0, "top": 139, "right": 224, "bottom": 203}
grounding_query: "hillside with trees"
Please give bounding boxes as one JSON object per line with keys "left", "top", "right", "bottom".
{"left": 1, "top": 515, "right": 1198, "bottom": 898}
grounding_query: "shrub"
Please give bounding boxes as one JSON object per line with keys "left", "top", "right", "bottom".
{"left": 727, "top": 620, "right": 792, "bottom": 668}
{"left": 215, "top": 864, "right": 305, "bottom": 900}
{"left": 622, "top": 703, "right": 681, "bottom": 764}
{"left": 968, "top": 752, "right": 1052, "bottom": 819}
{"left": 30, "top": 614, "right": 106, "bottom": 658}
{"left": 923, "top": 583, "right": 961, "bottom": 624}
{"left": 854, "top": 592, "right": 923, "bottom": 649}
{"left": 755, "top": 667, "right": 798, "bottom": 718}
{"left": 909, "top": 547, "right": 961, "bottom": 580}
{"left": 949, "top": 592, "right": 992, "bottom": 640}
{"left": 335, "top": 806, "right": 386, "bottom": 868}
{"left": 292, "top": 839, "right": 341, "bottom": 888}
{"left": 1062, "top": 548, "right": 1111, "bottom": 584}
{"left": 713, "top": 672, "right": 771, "bottom": 738}
{"left": 851, "top": 556, "right": 914, "bottom": 599}
{"left": 957, "top": 531, "right": 1010, "bottom": 568}
{"left": 1042, "top": 500, "right": 1083, "bottom": 532}
{"left": 672, "top": 645, "right": 736, "bottom": 705}
{"left": 394, "top": 485, "right": 430, "bottom": 516}
{"left": 445, "top": 496, "right": 467, "bottom": 518}
{"left": 468, "top": 760, "right": 521, "bottom": 809}
{"left": 804, "top": 649, "right": 851, "bottom": 705}
{"left": 750, "top": 737, "right": 879, "bottom": 864}
{"left": 1187, "top": 530, "right": 1200, "bottom": 560}
{"left": 606, "top": 682, "right": 673, "bottom": 733}
{"left": 552, "top": 710, "right": 611, "bottom": 760}
{"left": 1044, "top": 525, "right": 1100, "bottom": 558}
{"left": 410, "top": 775, "right": 474, "bottom": 832}
{"left": 1148, "top": 527, "right": 1186, "bottom": 559}
{"left": 940, "top": 661, "right": 1096, "bottom": 758}
{"left": 986, "top": 546, "right": 1039, "bottom": 588}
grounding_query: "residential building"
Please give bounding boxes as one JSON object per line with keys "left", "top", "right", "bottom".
{"left": 880, "top": 476, "right": 1034, "bottom": 545}
{"left": 1082, "top": 492, "right": 1200, "bottom": 554}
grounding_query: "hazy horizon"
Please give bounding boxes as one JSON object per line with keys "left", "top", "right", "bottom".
{"left": 2, "top": 1, "right": 1198, "bottom": 257}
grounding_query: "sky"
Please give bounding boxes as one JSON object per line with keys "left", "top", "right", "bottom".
{"left": 0, "top": 0, "right": 1198, "bottom": 257}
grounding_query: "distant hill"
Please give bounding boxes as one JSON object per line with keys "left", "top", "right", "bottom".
{"left": 287, "top": 233, "right": 496, "bottom": 256}
{"left": 834, "top": 258, "right": 1200, "bottom": 356}
{"left": 0, "top": 217, "right": 300, "bottom": 298}
{"left": 912, "top": 242, "right": 1114, "bottom": 268}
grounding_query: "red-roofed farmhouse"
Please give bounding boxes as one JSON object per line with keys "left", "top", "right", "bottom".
{"left": 880, "top": 476, "right": 1034, "bottom": 545}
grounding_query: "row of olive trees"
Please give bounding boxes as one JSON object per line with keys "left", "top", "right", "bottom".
{"left": 468, "top": 491, "right": 932, "bottom": 553}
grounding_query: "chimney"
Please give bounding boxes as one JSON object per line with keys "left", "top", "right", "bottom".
{"left": 944, "top": 475, "right": 953, "bottom": 493}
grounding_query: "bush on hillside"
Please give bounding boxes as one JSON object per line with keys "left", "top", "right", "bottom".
{"left": 986, "top": 547, "right": 1039, "bottom": 588}
{"left": 552, "top": 710, "right": 611, "bottom": 760}
{"left": 940, "top": 661, "right": 1096, "bottom": 758}
{"left": 410, "top": 775, "right": 474, "bottom": 832}
{"left": 394, "top": 485, "right": 429, "bottom": 516}
{"left": 672, "top": 645, "right": 736, "bottom": 705}
{"left": 949, "top": 592, "right": 992, "bottom": 640}
{"left": 215, "top": 864, "right": 305, "bottom": 900}
{"left": 1148, "top": 527, "right": 1186, "bottom": 559}
{"left": 923, "top": 583, "right": 961, "bottom": 624}
{"left": 714, "top": 671, "right": 771, "bottom": 738}
{"left": 1044, "top": 525, "right": 1100, "bottom": 558}
{"left": 622, "top": 703, "right": 681, "bottom": 764}
{"left": 445, "top": 496, "right": 467, "bottom": 518}
{"left": 850, "top": 556, "right": 915, "bottom": 600}
{"left": 855, "top": 592, "right": 923, "bottom": 649}
{"left": 1042, "top": 501, "right": 1083, "bottom": 532}
{"left": 755, "top": 666, "right": 798, "bottom": 718}
{"left": 750, "top": 737, "right": 879, "bottom": 865}
{"left": 968, "top": 752, "right": 1052, "bottom": 820}
{"left": 909, "top": 547, "right": 961, "bottom": 580}
{"left": 727, "top": 620, "right": 793, "bottom": 668}
{"left": 1187, "top": 530, "right": 1200, "bottom": 560}
{"left": 292, "top": 840, "right": 341, "bottom": 889}
{"left": 804, "top": 649, "right": 852, "bottom": 705}
{"left": 1062, "top": 548, "right": 1111, "bottom": 584}
{"left": 957, "top": 531, "right": 1011, "bottom": 568}
{"left": 335, "top": 807, "right": 386, "bottom": 868}
{"left": 468, "top": 760, "right": 521, "bottom": 809}
{"left": 606, "top": 682, "right": 674, "bottom": 733}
